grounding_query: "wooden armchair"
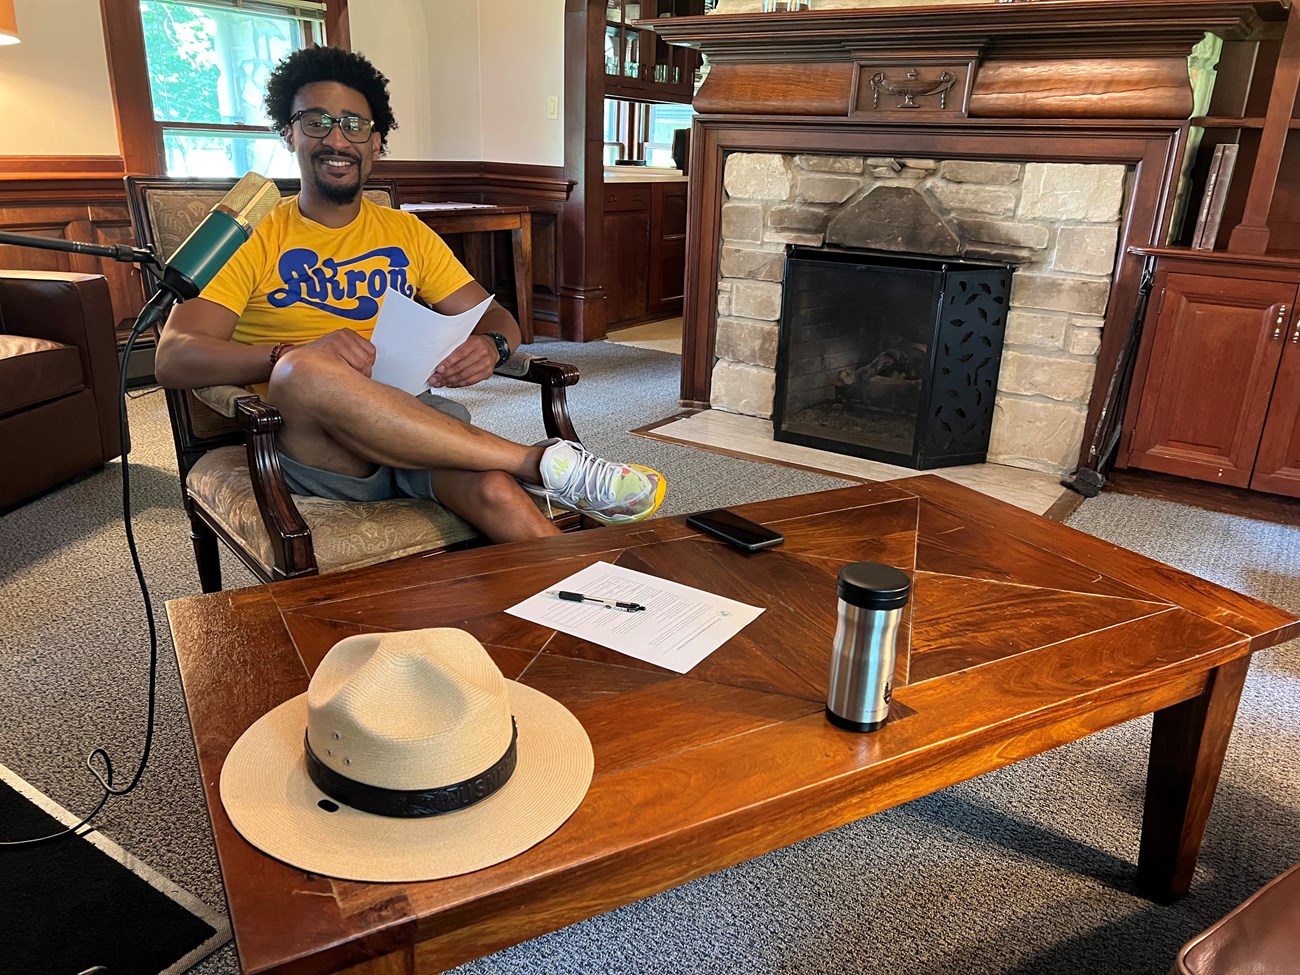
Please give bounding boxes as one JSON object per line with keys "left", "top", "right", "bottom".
{"left": 124, "top": 175, "right": 580, "bottom": 592}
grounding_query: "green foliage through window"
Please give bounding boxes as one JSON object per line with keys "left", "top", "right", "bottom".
{"left": 137, "top": 0, "right": 323, "bottom": 176}
{"left": 140, "top": 3, "right": 221, "bottom": 123}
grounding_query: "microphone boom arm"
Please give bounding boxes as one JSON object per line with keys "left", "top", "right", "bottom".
{"left": 0, "top": 230, "right": 162, "bottom": 276}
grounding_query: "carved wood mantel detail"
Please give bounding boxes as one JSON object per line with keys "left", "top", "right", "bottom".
{"left": 860, "top": 62, "right": 970, "bottom": 117}
{"left": 869, "top": 68, "right": 957, "bottom": 111}
{"left": 647, "top": 0, "right": 1291, "bottom": 466}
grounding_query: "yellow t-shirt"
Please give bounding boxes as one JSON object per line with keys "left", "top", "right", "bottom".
{"left": 201, "top": 196, "right": 475, "bottom": 345}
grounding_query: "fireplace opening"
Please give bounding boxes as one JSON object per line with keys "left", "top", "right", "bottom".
{"left": 773, "top": 246, "right": 1013, "bottom": 470}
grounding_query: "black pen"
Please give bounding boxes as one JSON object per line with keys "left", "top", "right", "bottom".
{"left": 549, "top": 590, "right": 646, "bottom": 612}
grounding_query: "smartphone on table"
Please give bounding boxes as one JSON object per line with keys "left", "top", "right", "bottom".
{"left": 686, "top": 508, "right": 785, "bottom": 552}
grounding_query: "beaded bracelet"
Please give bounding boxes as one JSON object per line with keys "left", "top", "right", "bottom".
{"left": 268, "top": 341, "right": 295, "bottom": 367}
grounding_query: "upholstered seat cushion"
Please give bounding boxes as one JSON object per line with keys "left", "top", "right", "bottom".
{"left": 0, "top": 336, "right": 85, "bottom": 416}
{"left": 187, "top": 446, "right": 482, "bottom": 576}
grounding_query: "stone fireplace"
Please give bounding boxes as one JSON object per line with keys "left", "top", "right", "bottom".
{"left": 650, "top": 1, "right": 1275, "bottom": 476}
{"left": 713, "top": 152, "right": 1127, "bottom": 473}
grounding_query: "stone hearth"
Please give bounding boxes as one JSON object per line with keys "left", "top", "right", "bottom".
{"left": 712, "top": 152, "right": 1127, "bottom": 474}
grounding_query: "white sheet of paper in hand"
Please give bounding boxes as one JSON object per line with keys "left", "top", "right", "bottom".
{"left": 369, "top": 290, "right": 493, "bottom": 395}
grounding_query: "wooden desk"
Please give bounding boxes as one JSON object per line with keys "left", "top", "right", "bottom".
{"left": 403, "top": 203, "right": 534, "bottom": 343}
{"left": 166, "top": 477, "right": 1299, "bottom": 975}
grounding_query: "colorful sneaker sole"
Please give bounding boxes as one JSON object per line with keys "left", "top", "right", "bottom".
{"left": 581, "top": 464, "right": 667, "bottom": 526}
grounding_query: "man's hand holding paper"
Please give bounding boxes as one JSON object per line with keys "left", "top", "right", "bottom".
{"left": 429, "top": 329, "right": 498, "bottom": 388}
{"left": 369, "top": 290, "right": 495, "bottom": 395}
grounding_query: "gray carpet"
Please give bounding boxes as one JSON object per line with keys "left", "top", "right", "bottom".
{"left": 0, "top": 338, "right": 1296, "bottom": 975}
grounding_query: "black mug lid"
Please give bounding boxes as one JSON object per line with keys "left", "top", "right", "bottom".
{"left": 837, "top": 562, "right": 911, "bottom": 609}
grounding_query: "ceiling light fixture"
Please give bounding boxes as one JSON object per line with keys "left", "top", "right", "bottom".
{"left": 0, "top": 0, "right": 19, "bottom": 45}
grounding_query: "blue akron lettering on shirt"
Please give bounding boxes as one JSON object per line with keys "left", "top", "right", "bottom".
{"left": 268, "top": 246, "right": 415, "bottom": 320}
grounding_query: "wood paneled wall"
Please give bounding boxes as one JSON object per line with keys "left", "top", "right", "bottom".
{"left": 0, "top": 163, "right": 144, "bottom": 330}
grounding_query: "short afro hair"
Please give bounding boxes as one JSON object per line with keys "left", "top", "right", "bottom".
{"left": 265, "top": 46, "right": 397, "bottom": 154}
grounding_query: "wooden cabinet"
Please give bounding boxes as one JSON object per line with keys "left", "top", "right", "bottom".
{"left": 648, "top": 180, "right": 687, "bottom": 312}
{"left": 1118, "top": 4, "right": 1300, "bottom": 496}
{"left": 604, "top": 184, "right": 653, "bottom": 325}
{"left": 1253, "top": 317, "right": 1300, "bottom": 494}
{"left": 602, "top": 180, "right": 687, "bottom": 327}
{"left": 1125, "top": 256, "right": 1300, "bottom": 497}
{"left": 604, "top": 0, "right": 701, "bottom": 103}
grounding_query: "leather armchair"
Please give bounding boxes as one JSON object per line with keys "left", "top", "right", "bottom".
{"left": 1170, "top": 863, "right": 1300, "bottom": 974}
{"left": 0, "top": 271, "right": 123, "bottom": 510}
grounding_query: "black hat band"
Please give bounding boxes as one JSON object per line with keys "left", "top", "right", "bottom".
{"left": 304, "top": 718, "right": 518, "bottom": 818}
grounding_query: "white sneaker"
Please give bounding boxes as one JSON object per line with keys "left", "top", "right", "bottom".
{"left": 523, "top": 439, "right": 667, "bottom": 526}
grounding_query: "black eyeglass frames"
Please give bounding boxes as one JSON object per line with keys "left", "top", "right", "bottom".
{"left": 287, "top": 110, "right": 375, "bottom": 143}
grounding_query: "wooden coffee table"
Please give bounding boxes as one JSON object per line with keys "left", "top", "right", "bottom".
{"left": 166, "top": 477, "right": 1299, "bottom": 975}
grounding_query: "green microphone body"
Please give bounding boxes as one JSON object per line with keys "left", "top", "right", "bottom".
{"left": 159, "top": 173, "right": 281, "bottom": 300}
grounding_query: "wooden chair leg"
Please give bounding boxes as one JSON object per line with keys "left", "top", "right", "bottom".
{"left": 189, "top": 513, "right": 223, "bottom": 593}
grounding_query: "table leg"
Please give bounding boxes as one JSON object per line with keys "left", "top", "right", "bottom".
{"left": 1135, "top": 654, "right": 1251, "bottom": 903}
{"left": 511, "top": 217, "right": 533, "bottom": 345}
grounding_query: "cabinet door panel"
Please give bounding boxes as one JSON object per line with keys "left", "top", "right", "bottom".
{"left": 1251, "top": 319, "right": 1300, "bottom": 497}
{"left": 648, "top": 182, "right": 687, "bottom": 314}
{"left": 1128, "top": 273, "right": 1291, "bottom": 486}
{"left": 604, "top": 210, "right": 650, "bottom": 325}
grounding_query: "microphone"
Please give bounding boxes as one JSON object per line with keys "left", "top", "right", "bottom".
{"left": 159, "top": 172, "right": 281, "bottom": 300}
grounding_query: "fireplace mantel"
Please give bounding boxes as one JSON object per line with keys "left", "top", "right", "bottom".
{"left": 652, "top": 0, "right": 1290, "bottom": 470}
{"left": 650, "top": 0, "right": 1286, "bottom": 119}
{"left": 651, "top": 0, "right": 1280, "bottom": 59}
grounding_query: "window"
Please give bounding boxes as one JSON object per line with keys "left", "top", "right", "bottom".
{"left": 645, "top": 102, "right": 693, "bottom": 168}
{"left": 136, "top": 1, "right": 329, "bottom": 177}
{"left": 603, "top": 98, "right": 694, "bottom": 168}
{"left": 603, "top": 98, "right": 632, "bottom": 164}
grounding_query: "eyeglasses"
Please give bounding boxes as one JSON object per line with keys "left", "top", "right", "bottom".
{"left": 288, "top": 110, "right": 375, "bottom": 143}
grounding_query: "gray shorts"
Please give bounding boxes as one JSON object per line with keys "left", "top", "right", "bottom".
{"left": 275, "top": 392, "right": 471, "bottom": 503}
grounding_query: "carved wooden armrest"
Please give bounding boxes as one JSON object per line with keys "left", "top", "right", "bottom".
{"left": 493, "top": 351, "right": 581, "bottom": 442}
{"left": 192, "top": 383, "right": 256, "bottom": 419}
{"left": 231, "top": 394, "right": 315, "bottom": 578}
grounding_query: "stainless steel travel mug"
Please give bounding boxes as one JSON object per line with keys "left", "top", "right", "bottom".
{"left": 825, "top": 562, "right": 911, "bottom": 732}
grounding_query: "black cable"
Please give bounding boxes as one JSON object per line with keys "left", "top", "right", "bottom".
{"left": 0, "top": 290, "right": 176, "bottom": 847}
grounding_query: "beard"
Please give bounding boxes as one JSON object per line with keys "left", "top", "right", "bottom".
{"left": 310, "top": 149, "right": 363, "bottom": 204}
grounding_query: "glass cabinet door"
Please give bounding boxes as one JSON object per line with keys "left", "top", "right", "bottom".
{"left": 604, "top": 0, "right": 703, "bottom": 100}
{"left": 604, "top": 23, "right": 620, "bottom": 77}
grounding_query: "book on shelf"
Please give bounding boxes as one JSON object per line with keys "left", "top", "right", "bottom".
{"left": 1190, "top": 143, "right": 1239, "bottom": 250}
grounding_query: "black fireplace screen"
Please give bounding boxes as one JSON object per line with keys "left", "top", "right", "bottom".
{"left": 773, "top": 246, "right": 1012, "bottom": 469}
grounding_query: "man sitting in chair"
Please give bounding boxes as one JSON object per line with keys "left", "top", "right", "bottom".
{"left": 154, "top": 46, "right": 665, "bottom": 543}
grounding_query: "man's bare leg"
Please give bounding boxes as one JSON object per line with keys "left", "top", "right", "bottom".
{"left": 267, "top": 347, "right": 547, "bottom": 480}
{"left": 429, "top": 469, "right": 560, "bottom": 542}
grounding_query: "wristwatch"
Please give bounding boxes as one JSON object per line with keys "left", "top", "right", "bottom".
{"left": 484, "top": 331, "right": 512, "bottom": 368}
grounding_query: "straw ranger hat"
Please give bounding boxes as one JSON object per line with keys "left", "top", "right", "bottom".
{"left": 219, "top": 628, "right": 594, "bottom": 882}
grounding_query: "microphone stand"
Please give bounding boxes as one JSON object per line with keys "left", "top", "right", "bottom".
{"left": 0, "top": 235, "right": 182, "bottom": 845}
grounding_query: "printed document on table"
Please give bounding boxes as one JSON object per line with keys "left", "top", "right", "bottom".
{"left": 369, "top": 290, "right": 493, "bottom": 395}
{"left": 505, "top": 561, "right": 764, "bottom": 674}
